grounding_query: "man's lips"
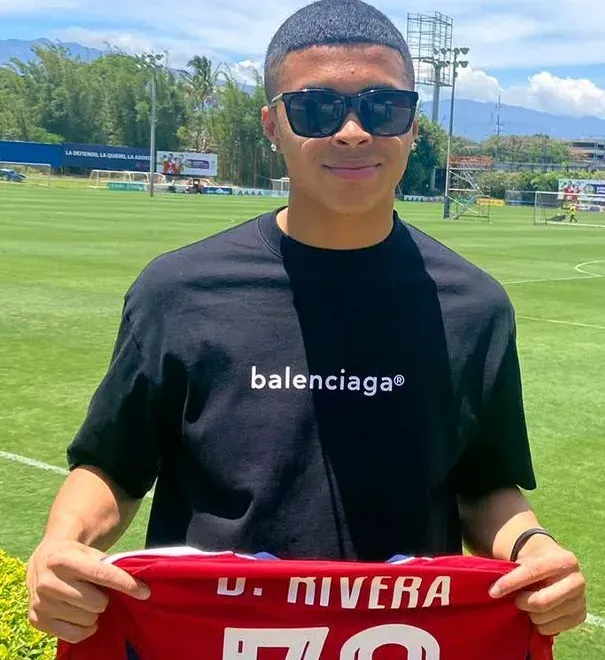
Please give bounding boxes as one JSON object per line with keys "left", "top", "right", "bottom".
{"left": 324, "top": 163, "right": 381, "bottom": 180}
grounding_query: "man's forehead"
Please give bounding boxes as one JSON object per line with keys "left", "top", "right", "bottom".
{"left": 276, "top": 44, "right": 409, "bottom": 93}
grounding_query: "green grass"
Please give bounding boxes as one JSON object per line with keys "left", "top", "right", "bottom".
{"left": 1, "top": 185, "right": 604, "bottom": 658}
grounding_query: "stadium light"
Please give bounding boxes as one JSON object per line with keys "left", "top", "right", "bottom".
{"left": 442, "top": 46, "right": 471, "bottom": 219}
{"left": 136, "top": 52, "right": 166, "bottom": 198}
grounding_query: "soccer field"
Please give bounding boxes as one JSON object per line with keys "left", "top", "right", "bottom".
{"left": 1, "top": 185, "right": 604, "bottom": 658}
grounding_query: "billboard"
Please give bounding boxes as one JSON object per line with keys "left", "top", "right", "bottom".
{"left": 450, "top": 156, "right": 493, "bottom": 170}
{"left": 63, "top": 143, "right": 150, "bottom": 171}
{"left": 204, "top": 186, "right": 233, "bottom": 195}
{"left": 559, "top": 178, "right": 605, "bottom": 199}
{"left": 0, "top": 140, "right": 63, "bottom": 167}
{"left": 157, "top": 151, "right": 218, "bottom": 177}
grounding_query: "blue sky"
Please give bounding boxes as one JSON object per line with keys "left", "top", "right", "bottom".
{"left": 1, "top": 0, "right": 605, "bottom": 118}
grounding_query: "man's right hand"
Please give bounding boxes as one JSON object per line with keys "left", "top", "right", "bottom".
{"left": 27, "top": 541, "right": 151, "bottom": 643}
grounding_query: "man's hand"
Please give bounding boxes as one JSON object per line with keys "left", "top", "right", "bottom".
{"left": 489, "top": 535, "right": 587, "bottom": 636}
{"left": 27, "top": 541, "right": 151, "bottom": 644}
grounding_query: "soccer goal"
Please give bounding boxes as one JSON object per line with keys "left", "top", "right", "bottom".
{"left": 0, "top": 161, "right": 51, "bottom": 186}
{"left": 270, "top": 177, "right": 290, "bottom": 198}
{"left": 534, "top": 191, "right": 605, "bottom": 228}
{"left": 88, "top": 170, "right": 166, "bottom": 188}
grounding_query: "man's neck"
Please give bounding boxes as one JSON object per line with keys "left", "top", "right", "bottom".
{"left": 276, "top": 193, "right": 395, "bottom": 250}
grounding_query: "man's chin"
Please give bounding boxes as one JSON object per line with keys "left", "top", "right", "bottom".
{"left": 320, "top": 195, "right": 387, "bottom": 216}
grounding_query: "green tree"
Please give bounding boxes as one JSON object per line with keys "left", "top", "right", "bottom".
{"left": 178, "top": 56, "right": 225, "bottom": 152}
{"left": 401, "top": 114, "right": 448, "bottom": 195}
{"left": 480, "top": 134, "right": 572, "bottom": 165}
{"left": 205, "top": 74, "right": 285, "bottom": 186}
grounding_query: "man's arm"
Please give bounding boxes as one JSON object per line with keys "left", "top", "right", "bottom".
{"left": 27, "top": 467, "right": 150, "bottom": 644}
{"left": 42, "top": 466, "right": 141, "bottom": 550}
{"left": 459, "top": 486, "right": 586, "bottom": 636}
{"left": 459, "top": 486, "right": 542, "bottom": 560}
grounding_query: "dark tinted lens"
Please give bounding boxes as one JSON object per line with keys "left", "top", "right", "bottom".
{"left": 286, "top": 91, "right": 345, "bottom": 138}
{"left": 359, "top": 91, "right": 416, "bottom": 136}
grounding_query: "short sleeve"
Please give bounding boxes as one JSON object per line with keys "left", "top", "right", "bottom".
{"left": 453, "top": 316, "right": 537, "bottom": 499}
{"left": 67, "top": 307, "right": 169, "bottom": 499}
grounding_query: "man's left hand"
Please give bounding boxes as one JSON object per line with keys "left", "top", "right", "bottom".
{"left": 489, "top": 536, "right": 587, "bottom": 636}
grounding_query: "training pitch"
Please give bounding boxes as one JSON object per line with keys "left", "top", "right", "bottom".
{"left": 0, "top": 186, "right": 603, "bottom": 658}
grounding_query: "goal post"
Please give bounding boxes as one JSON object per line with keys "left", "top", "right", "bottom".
{"left": 88, "top": 170, "right": 166, "bottom": 188}
{"left": 0, "top": 162, "right": 51, "bottom": 187}
{"left": 270, "top": 177, "right": 290, "bottom": 197}
{"left": 534, "top": 190, "right": 605, "bottom": 228}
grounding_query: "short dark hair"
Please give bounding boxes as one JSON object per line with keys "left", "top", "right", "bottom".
{"left": 264, "top": 0, "right": 415, "bottom": 101}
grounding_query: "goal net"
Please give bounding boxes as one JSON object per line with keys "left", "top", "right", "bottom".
{"left": 271, "top": 177, "right": 290, "bottom": 197}
{"left": 0, "top": 162, "right": 51, "bottom": 187}
{"left": 88, "top": 170, "right": 166, "bottom": 188}
{"left": 534, "top": 191, "right": 605, "bottom": 228}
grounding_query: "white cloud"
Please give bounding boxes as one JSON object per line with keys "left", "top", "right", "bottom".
{"left": 56, "top": 27, "right": 154, "bottom": 54}
{"left": 505, "top": 72, "right": 605, "bottom": 119}
{"left": 5, "top": 0, "right": 602, "bottom": 70}
{"left": 451, "top": 68, "right": 605, "bottom": 120}
{"left": 228, "top": 60, "right": 263, "bottom": 87}
{"left": 6, "top": 0, "right": 605, "bottom": 121}
{"left": 0, "top": 0, "right": 76, "bottom": 13}
{"left": 456, "top": 68, "right": 502, "bottom": 103}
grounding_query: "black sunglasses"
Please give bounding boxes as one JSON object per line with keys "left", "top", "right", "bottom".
{"left": 270, "top": 88, "right": 419, "bottom": 139}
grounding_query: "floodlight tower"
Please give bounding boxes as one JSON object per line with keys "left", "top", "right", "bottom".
{"left": 442, "top": 47, "right": 470, "bottom": 218}
{"left": 136, "top": 51, "right": 166, "bottom": 198}
{"left": 406, "top": 12, "right": 453, "bottom": 124}
{"left": 406, "top": 12, "right": 453, "bottom": 189}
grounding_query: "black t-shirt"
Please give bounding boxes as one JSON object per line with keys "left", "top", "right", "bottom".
{"left": 68, "top": 210, "right": 536, "bottom": 560}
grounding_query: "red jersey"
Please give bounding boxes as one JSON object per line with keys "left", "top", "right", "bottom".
{"left": 57, "top": 548, "right": 553, "bottom": 660}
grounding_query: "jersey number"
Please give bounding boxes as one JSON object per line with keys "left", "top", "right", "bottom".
{"left": 224, "top": 624, "right": 440, "bottom": 660}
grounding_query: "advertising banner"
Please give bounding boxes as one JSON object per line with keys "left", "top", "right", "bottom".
{"left": 0, "top": 140, "right": 63, "bottom": 168}
{"left": 559, "top": 178, "right": 605, "bottom": 199}
{"left": 157, "top": 151, "right": 218, "bottom": 177}
{"left": 63, "top": 143, "right": 150, "bottom": 170}
{"left": 204, "top": 186, "right": 233, "bottom": 195}
{"left": 236, "top": 188, "right": 272, "bottom": 197}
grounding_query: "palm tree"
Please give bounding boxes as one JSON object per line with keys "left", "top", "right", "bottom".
{"left": 180, "top": 56, "right": 231, "bottom": 152}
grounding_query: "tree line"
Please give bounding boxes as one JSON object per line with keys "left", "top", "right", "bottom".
{"left": 0, "top": 44, "right": 588, "bottom": 194}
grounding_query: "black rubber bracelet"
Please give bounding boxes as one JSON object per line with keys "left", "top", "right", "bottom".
{"left": 510, "top": 528, "right": 558, "bottom": 562}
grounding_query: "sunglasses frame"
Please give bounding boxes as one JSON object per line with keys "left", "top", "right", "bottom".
{"left": 269, "top": 87, "right": 419, "bottom": 138}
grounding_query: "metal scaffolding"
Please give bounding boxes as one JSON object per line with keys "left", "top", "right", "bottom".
{"left": 447, "top": 157, "right": 492, "bottom": 221}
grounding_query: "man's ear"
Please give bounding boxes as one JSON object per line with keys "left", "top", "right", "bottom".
{"left": 411, "top": 118, "right": 419, "bottom": 144}
{"left": 262, "top": 105, "right": 279, "bottom": 150}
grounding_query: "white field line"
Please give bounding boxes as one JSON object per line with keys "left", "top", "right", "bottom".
{"left": 0, "top": 450, "right": 604, "bottom": 629}
{"left": 587, "top": 614, "right": 605, "bottom": 629}
{"left": 0, "top": 451, "right": 153, "bottom": 499}
{"left": 0, "top": 451, "right": 68, "bottom": 476}
{"left": 517, "top": 316, "right": 605, "bottom": 331}
{"left": 503, "top": 259, "right": 605, "bottom": 286}
{"left": 503, "top": 274, "right": 595, "bottom": 285}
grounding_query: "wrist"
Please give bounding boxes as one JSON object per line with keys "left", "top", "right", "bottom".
{"left": 511, "top": 528, "right": 559, "bottom": 561}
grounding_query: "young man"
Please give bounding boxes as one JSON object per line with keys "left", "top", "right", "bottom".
{"left": 27, "top": 0, "right": 586, "bottom": 647}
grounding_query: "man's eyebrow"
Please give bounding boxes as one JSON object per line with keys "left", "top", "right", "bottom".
{"left": 297, "top": 83, "right": 401, "bottom": 93}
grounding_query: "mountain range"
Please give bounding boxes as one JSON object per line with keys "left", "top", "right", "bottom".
{"left": 2, "top": 38, "right": 605, "bottom": 142}
{"left": 0, "top": 38, "right": 102, "bottom": 64}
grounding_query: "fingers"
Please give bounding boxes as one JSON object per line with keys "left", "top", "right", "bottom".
{"left": 490, "top": 550, "right": 579, "bottom": 598}
{"left": 533, "top": 606, "right": 588, "bottom": 637}
{"left": 27, "top": 540, "right": 151, "bottom": 642}
{"left": 525, "top": 594, "right": 587, "bottom": 627}
{"left": 35, "top": 598, "right": 100, "bottom": 628}
{"left": 37, "top": 574, "right": 109, "bottom": 614}
{"left": 48, "top": 550, "right": 151, "bottom": 600}
{"left": 515, "top": 572, "right": 586, "bottom": 614}
{"left": 29, "top": 613, "right": 98, "bottom": 645}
